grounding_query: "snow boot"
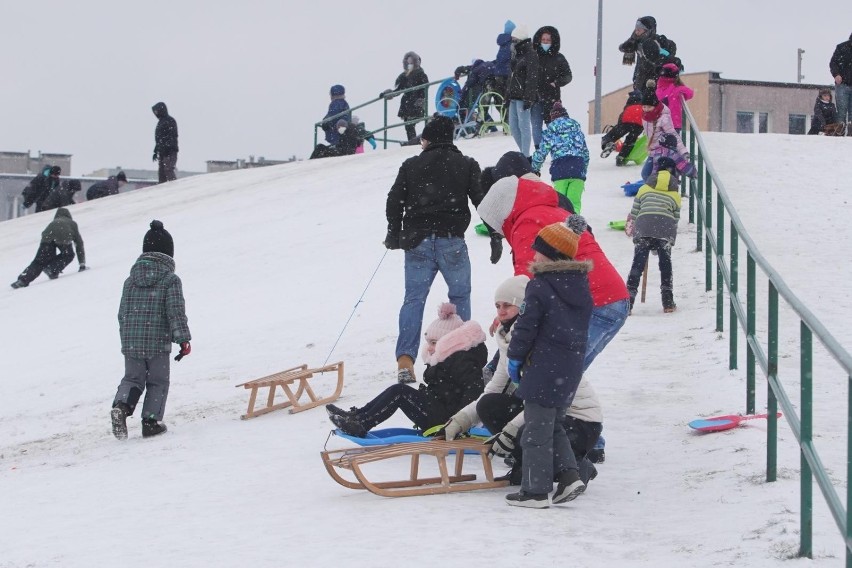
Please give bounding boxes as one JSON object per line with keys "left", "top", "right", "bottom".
{"left": 142, "top": 419, "right": 168, "bottom": 438}
{"left": 600, "top": 140, "right": 616, "bottom": 158}
{"left": 495, "top": 461, "right": 523, "bottom": 485}
{"left": 325, "top": 404, "right": 356, "bottom": 417}
{"left": 587, "top": 447, "right": 606, "bottom": 464}
{"left": 397, "top": 355, "right": 416, "bottom": 384}
{"left": 552, "top": 469, "right": 586, "bottom": 504}
{"left": 615, "top": 156, "right": 627, "bottom": 167}
{"left": 110, "top": 402, "right": 131, "bottom": 440}
{"left": 10, "top": 279, "right": 27, "bottom": 289}
{"left": 505, "top": 491, "right": 550, "bottom": 509}
{"left": 662, "top": 290, "right": 677, "bottom": 313}
{"left": 329, "top": 413, "right": 368, "bottom": 438}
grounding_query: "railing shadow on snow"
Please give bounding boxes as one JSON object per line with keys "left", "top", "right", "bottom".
{"left": 681, "top": 99, "right": 852, "bottom": 564}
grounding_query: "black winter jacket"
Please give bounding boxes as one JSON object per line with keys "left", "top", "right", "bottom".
{"left": 506, "top": 39, "right": 538, "bottom": 105}
{"left": 86, "top": 177, "right": 121, "bottom": 200}
{"left": 533, "top": 26, "right": 573, "bottom": 113}
{"left": 619, "top": 17, "right": 666, "bottom": 91}
{"left": 421, "top": 342, "right": 487, "bottom": 420}
{"left": 152, "top": 102, "right": 179, "bottom": 155}
{"left": 508, "top": 259, "right": 592, "bottom": 408}
{"left": 386, "top": 143, "right": 484, "bottom": 250}
{"left": 830, "top": 39, "right": 852, "bottom": 86}
{"left": 21, "top": 167, "right": 59, "bottom": 211}
{"left": 394, "top": 52, "right": 429, "bottom": 119}
{"left": 41, "top": 181, "right": 79, "bottom": 211}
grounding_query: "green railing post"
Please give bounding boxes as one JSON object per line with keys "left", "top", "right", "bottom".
{"left": 800, "top": 322, "right": 813, "bottom": 558}
{"left": 716, "top": 202, "right": 725, "bottom": 332}
{"left": 696, "top": 149, "right": 704, "bottom": 251}
{"left": 847, "top": 375, "right": 852, "bottom": 568}
{"left": 746, "top": 253, "right": 756, "bottom": 414}
{"left": 383, "top": 99, "right": 388, "bottom": 150}
{"left": 313, "top": 126, "right": 318, "bottom": 150}
{"left": 767, "top": 283, "right": 779, "bottom": 483}
{"left": 705, "top": 166, "right": 713, "bottom": 292}
{"left": 730, "top": 224, "right": 739, "bottom": 370}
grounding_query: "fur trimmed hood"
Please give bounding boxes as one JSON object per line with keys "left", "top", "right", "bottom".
{"left": 423, "top": 321, "right": 486, "bottom": 366}
{"left": 529, "top": 258, "right": 593, "bottom": 275}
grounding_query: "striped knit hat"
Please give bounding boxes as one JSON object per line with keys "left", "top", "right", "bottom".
{"left": 532, "top": 215, "right": 587, "bottom": 260}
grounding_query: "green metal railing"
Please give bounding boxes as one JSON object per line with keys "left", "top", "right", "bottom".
{"left": 313, "top": 77, "right": 452, "bottom": 150}
{"left": 681, "top": 100, "right": 852, "bottom": 564}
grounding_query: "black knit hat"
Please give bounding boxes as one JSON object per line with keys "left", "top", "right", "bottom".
{"left": 493, "top": 151, "right": 533, "bottom": 181}
{"left": 549, "top": 101, "right": 569, "bottom": 121}
{"left": 421, "top": 115, "right": 455, "bottom": 144}
{"left": 49, "top": 166, "right": 61, "bottom": 176}
{"left": 143, "top": 220, "right": 174, "bottom": 257}
{"left": 642, "top": 89, "right": 659, "bottom": 106}
{"left": 116, "top": 171, "right": 127, "bottom": 182}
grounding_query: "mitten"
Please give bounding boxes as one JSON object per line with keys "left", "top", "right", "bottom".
{"left": 507, "top": 359, "right": 523, "bottom": 385}
{"left": 487, "top": 422, "right": 520, "bottom": 457}
{"left": 441, "top": 417, "right": 464, "bottom": 441}
{"left": 367, "top": 137, "right": 377, "bottom": 149}
{"left": 489, "top": 234, "right": 503, "bottom": 264}
{"left": 78, "top": 264, "right": 87, "bottom": 272}
{"left": 174, "top": 341, "right": 191, "bottom": 361}
{"left": 152, "top": 152, "right": 158, "bottom": 162}
{"left": 504, "top": 20, "right": 516, "bottom": 34}
{"left": 383, "top": 233, "right": 400, "bottom": 250}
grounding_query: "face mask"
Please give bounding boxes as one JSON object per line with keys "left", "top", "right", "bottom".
{"left": 338, "top": 127, "right": 346, "bottom": 134}
{"left": 540, "top": 43, "right": 551, "bottom": 52}
{"left": 406, "top": 63, "right": 414, "bottom": 71}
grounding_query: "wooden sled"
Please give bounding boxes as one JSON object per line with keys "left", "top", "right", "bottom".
{"left": 321, "top": 437, "right": 509, "bottom": 497}
{"left": 235, "top": 362, "right": 344, "bottom": 420}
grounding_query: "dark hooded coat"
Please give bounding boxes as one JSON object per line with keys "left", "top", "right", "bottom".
{"left": 533, "top": 26, "right": 573, "bottom": 114}
{"left": 152, "top": 102, "right": 179, "bottom": 156}
{"left": 394, "top": 51, "right": 429, "bottom": 119}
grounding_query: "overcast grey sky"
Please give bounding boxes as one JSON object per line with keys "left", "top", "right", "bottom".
{"left": 1, "top": 0, "right": 846, "bottom": 176}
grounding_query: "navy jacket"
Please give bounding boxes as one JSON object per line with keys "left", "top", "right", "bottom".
{"left": 495, "top": 32, "right": 513, "bottom": 77}
{"left": 508, "top": 259, "right": 592, "bottom": 408}
{"left": 321, "top": 98, "right": 351, "bottom": 144}
{"left": 152, "top": 102, "right": 179, "bottom": 155}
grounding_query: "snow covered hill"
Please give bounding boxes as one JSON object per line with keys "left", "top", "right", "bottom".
{"left": 1, "top": 133, "right": 849, "bottom": 567}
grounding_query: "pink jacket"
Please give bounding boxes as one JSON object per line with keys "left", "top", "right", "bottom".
{"left": 643, "top": 104, "right": 687, "bottom": 155}
{"left": 656, "top": 76, "right": 694, "bottom": 130}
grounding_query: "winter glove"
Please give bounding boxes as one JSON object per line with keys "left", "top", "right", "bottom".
{"left": 504, "top": 20, "right": 516, "bottom": 34}
{"left": 78, "top": 264, "right": 87, "bottom": 272}
{"left": 482, "top": 364, "right": 494, "bottom": 384}
{"left": 383, "top": 233, "right": 400, "bottom": 250}
{"left": 152, "top": 152, "right": 159, "bottom": 162}
{"left": 507, "top": 359, "right": 523, "bottom": 385}
{"left": 367, "top": 137, "right": 377, "bottom": 149}
{"left": 489, "top": 234, "right": 503, "bottom": 264}
{"left": 174, "top": 341, "right": 191, "bottom": 362}
{"left": 438, "top": 417, "right": 464, "bottom": 441}
{"left": 486, "top": 422, "right": 520, "bottom": 458}
{"left": 379, "top": 88, "right": 393, "bottom": 99}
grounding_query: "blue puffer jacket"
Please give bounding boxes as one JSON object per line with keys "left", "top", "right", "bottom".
{"left": 507, "top": 258, "right": 592, "bottom": 408}
{"left": 322, "top": 98, "right": 351, "bottom": 144}
{"left": 495, "top": 32, "right": 513, "bottom": 77}
{"left": 531, "top": 116, "right": 589, "bottom": 181}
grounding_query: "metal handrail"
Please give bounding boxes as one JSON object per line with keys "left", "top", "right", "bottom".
{"left": 313, "top": 77, "right": 453, "bottom": 150}
{"left": 681, "top": 99, "right": 852, "bottom": 564}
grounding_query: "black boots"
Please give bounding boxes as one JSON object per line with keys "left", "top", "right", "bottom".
{"left": 142, "top": 419, "right": 168, "bottom": 438}
{"left": 111, "top": 403, "right": 131, "bottom": 440}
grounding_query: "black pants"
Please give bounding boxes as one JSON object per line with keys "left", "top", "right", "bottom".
{"left": 603, "top": 122, "right": 643, "bottom": 159}
{"left": 626, "top": 237, "right": 673, "bottom": 297}
{"left": 354, "top": 383, "right": 445, "bottom": 432}
{"left": 18, "top": 242, "right": 75, "bottom": 285}
{"left": 476, "top": 392, "right": 523, "bottom": 436}
{"left": 158, "top": 151, "right": 178, "bottom": 183}
{"left": 310, "top": 144, "right": 342, "bottom": 160}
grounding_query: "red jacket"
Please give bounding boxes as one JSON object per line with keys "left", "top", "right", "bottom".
{"left": 621, "top": 104, "right": 644, "bottom": 126}
{"left": 503, "top": 178, "right": 629, "bottom": 307}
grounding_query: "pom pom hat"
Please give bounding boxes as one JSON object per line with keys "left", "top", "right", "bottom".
{"left": 532, "top": 215, "right": 587, "bottom": 261}
{"left": 424, "top": 303, "right": 465, "bottom": 342}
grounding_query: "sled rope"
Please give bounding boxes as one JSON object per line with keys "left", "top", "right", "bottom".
{"left": 323, "top": 250, "right": 388, "bottom": 366}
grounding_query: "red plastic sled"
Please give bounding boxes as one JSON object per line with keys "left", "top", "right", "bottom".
{"left": 688, "top": 412, "right": 782, "bottom": 433}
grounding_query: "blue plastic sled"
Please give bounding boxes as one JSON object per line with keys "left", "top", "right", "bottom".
{"left": 622, "top": 180, "right": 644, "bottom": 197}
{"left": 334, "top": 427, "right": 492, "bottom": 452}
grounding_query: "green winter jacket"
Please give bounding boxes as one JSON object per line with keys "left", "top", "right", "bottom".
{"left": 41, "top": 208, "right": 85, "bottom": 265}
{"left": 118, "top": 252, "right": 191, "bottom": 359}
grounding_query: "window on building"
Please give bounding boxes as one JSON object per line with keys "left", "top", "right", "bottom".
{"left": 789, "top": 114, "right": 807, "bottom": 135}
{"left": 736, "top": 112, "right": 754, "bottom": 133}
{"left": 758, "top": 112, "right": 769, "bottom": 133}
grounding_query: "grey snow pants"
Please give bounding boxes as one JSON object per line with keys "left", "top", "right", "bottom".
{"left": 521, "top": 401, "right": 579, "bottom": 495}
{"left": 113, "top": 354, "right": 170, "bottom": 421}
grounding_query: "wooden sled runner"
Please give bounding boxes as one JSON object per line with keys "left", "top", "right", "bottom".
{"left": 321, "top": 437, "right": 509, "bottom": 497}
{"left": 236, "top": 362, "right": 344, "bottom": 420}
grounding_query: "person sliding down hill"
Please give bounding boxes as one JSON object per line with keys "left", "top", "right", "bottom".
{"left": 110, "top": 220, "right": 191, "bottom": 440}
{"left": 326, "top": 303, "right": 486, "bottom": 437}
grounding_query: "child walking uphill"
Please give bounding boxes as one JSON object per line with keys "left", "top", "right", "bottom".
{"left": 640, "top": 89, "right": 687, "bottom": 180}
{"left": 625, "top": 158, "right": 682, "bottom": 313}
{"left": 655, "top": 63, "right": 693, "bottom": 132}
{"left": 110, "top": 221, "right": 191, "bottom": 440}
{"left": 530, "top": 102, "right": 589, "bottom": 212}
{"left": 504, "top": 215, "right": 593, "bottom": 508}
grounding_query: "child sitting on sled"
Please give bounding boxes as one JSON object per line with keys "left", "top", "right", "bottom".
{"left": 601, "top": 90, "right": 644, "bottom": 167}
{"left": 530, "top": 102, "right": 590, "bottom": 213}
{"left": 326, "top": 303, "right": 486, "bottom": 437}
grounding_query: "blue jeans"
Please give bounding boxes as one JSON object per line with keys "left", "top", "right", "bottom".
{"left": 584, "top": 299, "right": 630, "bottom": 371}
{"left": 396, "top": 236, "right": 472, "bottom": 361}
{"left": 836, "top": 83, "right": 852, "bottom": 125}
{"left": 584, "top": 298, "right": 629, "bottom": 452}
{"left": 508, "top": 100, "right": 532, "bottom": 156}
{"left": 530, "top": 102, "right": 545, "bottom": 149}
